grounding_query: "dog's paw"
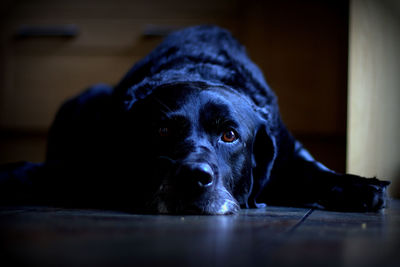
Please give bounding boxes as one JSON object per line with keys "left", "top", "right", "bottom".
{"left": 321, "top": 176, "right": 391, "bottom": 212}
{"left": 350, "top": 178, "right": 390, "bottom": 211}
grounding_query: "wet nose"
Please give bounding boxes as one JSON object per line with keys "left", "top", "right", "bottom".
{"left": 194, "top": 163, "right": 214, "bottom": 187}
{"left": 182, "top": 163, "right": 214, "bottom": 188}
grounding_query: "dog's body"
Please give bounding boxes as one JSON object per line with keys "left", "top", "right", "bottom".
{"left": 0, "top": 26, "right": 389, "bottom": 214}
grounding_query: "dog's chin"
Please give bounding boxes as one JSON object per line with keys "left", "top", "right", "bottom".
{"left": 154, "top": 196, "right": 240, "bottom": 215}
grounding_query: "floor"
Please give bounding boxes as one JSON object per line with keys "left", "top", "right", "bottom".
{"left": 1, "top": 201, "right": 399, "bottom": 267}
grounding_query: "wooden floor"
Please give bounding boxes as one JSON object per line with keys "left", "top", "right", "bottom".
{"left": 1, "top": 201, "right": 399, "bottom": 267}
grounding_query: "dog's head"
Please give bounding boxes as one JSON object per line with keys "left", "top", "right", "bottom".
{"left": 120, "top": 82, "right": 277, "bottom": 214}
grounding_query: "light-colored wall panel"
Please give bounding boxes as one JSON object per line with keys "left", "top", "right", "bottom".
{"left": 347, "top": 0, "right": 400, "bottom": 197}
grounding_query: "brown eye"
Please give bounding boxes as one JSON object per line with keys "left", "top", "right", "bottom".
{"left": 221, "top": 130, "right": 238, "bottom": 143}
{"left": 158, "top": 127, "right": 169, "bottom": 137}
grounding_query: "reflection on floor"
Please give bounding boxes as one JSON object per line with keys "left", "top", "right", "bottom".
{"left": 1, "top": 201, "right": 399, "bottom": 267}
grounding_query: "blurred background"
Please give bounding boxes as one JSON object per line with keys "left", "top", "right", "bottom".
{"left": 0, "top": 0, "right": 398, "bottom": 196}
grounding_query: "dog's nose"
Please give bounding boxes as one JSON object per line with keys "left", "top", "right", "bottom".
{"left": 195, "top": 163, "right": 214, "bottom": 187}
{"left": 183, "top": 163, "right": 214, "bottom": 188}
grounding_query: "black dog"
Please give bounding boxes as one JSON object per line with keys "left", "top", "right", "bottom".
{"left": 0, "top": 25, "right": 390, "bottom": 214}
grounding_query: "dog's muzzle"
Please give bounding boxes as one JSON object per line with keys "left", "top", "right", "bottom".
{"left": 152, "top": 158, "right": 239, "bottom": 215}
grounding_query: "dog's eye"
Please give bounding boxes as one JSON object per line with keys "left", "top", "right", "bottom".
{"left": 221, "top": 130, "right": 238, "bottom": 143}
{"left": 158, "top": 127, "right": 170, "bottom": 137}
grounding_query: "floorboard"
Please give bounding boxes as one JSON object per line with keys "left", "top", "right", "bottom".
{"left": 1, "top": 201, "right": 399, "bottom": 267}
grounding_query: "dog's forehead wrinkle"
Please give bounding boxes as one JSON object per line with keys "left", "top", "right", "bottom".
{"left": 200, "top": 89, "right": 258, "bottom": 127}
{"left": 207, "top": 86, "right": 257, "bottom": 110}
{"left": 201, "top": 102, "right": 236, "bottom": 124}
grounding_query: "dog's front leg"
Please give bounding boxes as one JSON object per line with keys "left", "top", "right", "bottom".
{"left": 262, "top": 141, "right": 390, "bottom": 212}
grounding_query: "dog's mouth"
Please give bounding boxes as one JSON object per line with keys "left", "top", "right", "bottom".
{"left": 153, "top": 191, "right": 240, "bottom": 215}
{"left": 150, "top": 179, "right": 241, "bottom": 215}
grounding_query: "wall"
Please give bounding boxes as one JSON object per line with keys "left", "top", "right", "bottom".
{"left": 347, "top": 0, "right": 400, "bottom": 197}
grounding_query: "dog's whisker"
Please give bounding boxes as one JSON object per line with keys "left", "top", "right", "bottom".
{"left": 220, "top": 198, "right": 240, "bottom": 209}
{"left": 152, "top": 96, "right": 174, "bottom": 113}
{"left": 157, "top": 156, "right": 177, "bottom": 164}
{"left": 217, "top": 186, "right": 236, "bottom": 202}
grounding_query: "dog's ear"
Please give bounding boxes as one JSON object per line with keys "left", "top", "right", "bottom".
{"left": 249, "top": 124, "right": 277, "bottom": 208}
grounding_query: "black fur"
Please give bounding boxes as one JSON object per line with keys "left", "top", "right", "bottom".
{"left": 0, "top": 25, "right": 390, "bottom": 214}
